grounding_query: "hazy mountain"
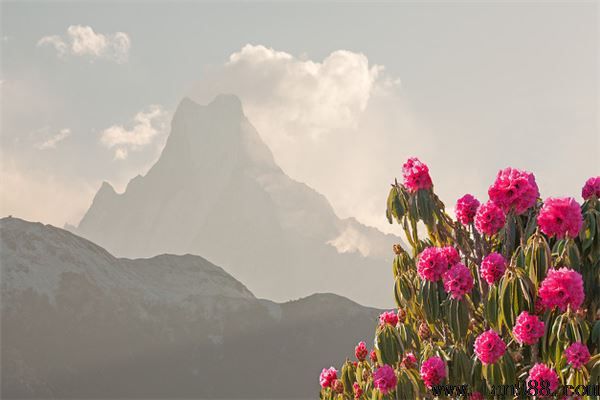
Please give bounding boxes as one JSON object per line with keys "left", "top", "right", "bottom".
{"left": 75, "top": 94, "right": 401, "bottom": 308}
{"left": 1, "top": 217, "right": 380, "bottom": 399}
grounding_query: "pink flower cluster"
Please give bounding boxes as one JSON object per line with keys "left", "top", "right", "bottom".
{"left": 402, "top": 157, "right": 433, "bottom": 192}
{"left": 582, "top": 176, "right": 600, "bottom": 200}
{"left": 442, "top": 262, "right": 474, "bottom": 300}
{"left": 417, "top": 246, "right": 460, "bottom": 281}
{"left": 373, "top": 364, "right": 397, "bottom": 395}
{"left": 319, "top": 367, "right": 337, "bottom": 388}
{"left": 455, "top": 194, "right": 480, "bottom": 225}
{"left": 355, "top": 341, "right": 368, "bottom": 361}
{"left": 474, "top": 330, "right": 506, "bottom": 365}
{"left": 420, "top": 356, "right": 446, "bottom": 388}
{"left": 527, "top": 363, "right": 559, "bottom": 393}
{"left": 537, "top": 197, "right": 583, "bottom": 239}
{"left": 488, "top": 167, "right": 539, "bottom": 214}
{"left": 379, "top": 310, "right": 399, "bottom": 327}
{"left": 479, "top": 252, "right": 507, "bottom": 285}
{"left": 441, "top": 246, "right": 461, "bottom": 265}
{"left": 564, "top": 342, "right": 590, "bottom": 369}
{"left": 512, "top": 311, "right": 545, "bottom": 345}
{"left": 538, "top": 268, "right": 584, "bottom": 312}
{"left": 475, "top": 201, "right": 506, "bottom": 236}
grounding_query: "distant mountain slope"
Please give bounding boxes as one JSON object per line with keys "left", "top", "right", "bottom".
{"left": 75, "top": 95, "right": 400, "bottom": 308}
{"left": 1, "top": 217, "right": 380, "bottom": 398}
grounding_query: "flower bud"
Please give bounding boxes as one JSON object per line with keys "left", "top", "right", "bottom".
{"left": 369, "top": 349, "right": 378, "bottom": 364}
{"left": 332, "top": 379, "right": 344, "bottom": 394}
{"left": 353, "top": 382, "right": 363, "bottom": 398}
{"left": 397, "top": 308, "right": 407, "bottom": 324}
{"left": 393, "top": 244, "right": 404, "bottom": 255}
{"left": 418, "top": 321, "right": 431, "bottom": 340}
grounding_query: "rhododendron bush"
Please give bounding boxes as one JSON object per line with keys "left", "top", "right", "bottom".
{"left": 319, "top": 159, "right": 600, "bottom": 399}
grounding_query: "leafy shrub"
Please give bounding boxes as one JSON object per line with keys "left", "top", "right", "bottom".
{"left": 319, "top": 160, "right": 599, "bottom": 399}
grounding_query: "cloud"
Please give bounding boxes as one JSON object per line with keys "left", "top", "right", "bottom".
{"left": 190, "top": 45, "right": 421, "bottom": 235}
{"left": 100, "top": 106, "right": 168, "bottom": 160}
{"left": 193, "top": 45, "right": 397, "bottom": 141}
{"left": 37, "top": 25, "right": 131, "bottom": 63}
{"left": 36, "top": 128, "right": 71, "bottom": 150}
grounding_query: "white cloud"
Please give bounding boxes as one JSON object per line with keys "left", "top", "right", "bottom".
{"left": 100, "top": 105, "right": 168, "bottom": 160}
{"left": 190, "top": 45, "right": 422, "bottom": 235}
{"left": 36, "top": 128, "right": 71, "bottom": 150}
{"left": 37, "top": 25, "right": 131, "bottom": 63}
{"left": 193, "top": 45, "right": 394, "bottom": 141}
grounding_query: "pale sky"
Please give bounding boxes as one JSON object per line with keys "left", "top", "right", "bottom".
{"left": 1, "top": 1, "right": 598, "bottom": 235}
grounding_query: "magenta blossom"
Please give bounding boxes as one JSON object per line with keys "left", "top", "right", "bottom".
{"left": 474, "top": 330, "right": 506, "bottom": 365}
{"left": 402, "top": 157, "right": 433, "bottom": 192}
{"left": 537, "top": 197, "right": 583, "bottom": 239}
{"left": 480, "top": 252, "right": 507, "bottom": 285}
{"left": 582, "top": 176, "right": 600, "bottom": 200}
{"left": 379, "top": 310, "right": 399, "bottom": 327}
{"left": 319, "top": 367, "right": 337, "bottom": 388}
{"left": 538, "top": 268, "right": 584, "bottom": 312}
{"left": 512, "top": 311, "right": 545, "bottom": 345}
{"left": 564, "top": 342, "right": 590, "bottom": 369}
{"left": 417, "top": 247, "right": 448, "bottom": 281}
{"left": 471, "top": 392, "right": 484, "bottom": 400}
{"left": 456, "top": 194, "right": 480, "bottom": 225}
{"left": 420, "top": 356, "right": 446, "bottom": 388}
{"left": 475, "top": 201, "right": 506, "bottom": 236}
{"left": 440, "top": 246, "right": 461, "bottom": 266}
{"left": 488, "top": 167, "right": 539, "bottom": 214}
{"left": 373, "top": 364, "right": 397, "bottom": 395}
{"left": 527, "top": 363, "right": 559, "bottom": 394}
{"left": 442, "top": 262, "right": 474, "bottom": 300}
{"left": 355, "top": 341, "right": 368, "bottom": 361}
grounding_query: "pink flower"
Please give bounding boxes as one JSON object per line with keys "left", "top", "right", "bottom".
{"left": 564, "top": 342, "right": 590, "bottom": 369}
{"left": 538, "top": 268, "right": 584, "bottom": 312}
{"left": 379, "top": 310, "right": 399, "bottom": 327}
{"left": 488, "top": 167, "right": 539, "bottom": 214}
{"left": 401, "top": 352, "right": 418, "bottom": 369}
{"left": 474, "top": 330, "right": 506, "bottom": 365}
{"left": 355, "top": 341, "right": 368, "bottom": 361}
{"left": 420, "top": 356, "right": 446, "bottom": 388}
{"left": 319, "top": 366, "right": 337, "bottom": 388}
{"left": 480, "top": 252, "right": 507, "bottom": 285}
{"left": 441, "top": 246, "right": 461, "bottom": 266}
{"left": 370, "top": 349, "right": 378, "bottom": 363}
{"left": 353, "top": 382, "right": 363, "bottom": 398}
{"left": 527, "top": 363, "right": 559, "bottom": 394}
{"left": 582, "top": 176, "right": 600, "bottom": 200}
{"left": 402, "top": 157, "right": 433, "bottom": 192}
{"left": 537, "top": 197, "right": 583, "bottom": 239}
{"left": 373, "top": 364, "right": 397, "bottom": 395}
{"left": 456, "top": 194, "right": 480, "bottom": 225}
{"left": 471, "top": 392, "right": 484, "bottom": 400}
{"left": 442, "top": 262, "right": 474, "bottom": 300}
{"left": 417, "top": 247, "right": 448, "bottom": 281}
{"left": 475, "top": 201, "right": 506, "bottom": 236}
{"left": 512, "top": 311, "right": 545, "bottom": 345}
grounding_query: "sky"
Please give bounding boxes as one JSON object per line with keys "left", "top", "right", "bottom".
{"left": 1, "top": 1, "right": 598, "bottom": 235}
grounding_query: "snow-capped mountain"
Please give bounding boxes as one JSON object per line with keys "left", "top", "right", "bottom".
{"left": 75, "top": 95, "right": 401, "bottom": 308}
{"left": 1, "top": 217, "right": 380, "bottom": 398}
